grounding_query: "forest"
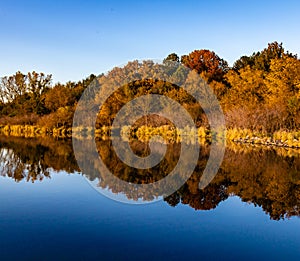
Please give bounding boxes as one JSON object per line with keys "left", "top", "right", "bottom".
{"left": 0, "top": 42, "right": 299, "bottom": 140}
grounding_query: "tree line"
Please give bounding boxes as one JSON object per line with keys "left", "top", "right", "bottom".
{"left": 1, "top": 41, "right": 299, "bottom": 133}
{"left": 0, "top": 72, "right": 96, "bottom": 128}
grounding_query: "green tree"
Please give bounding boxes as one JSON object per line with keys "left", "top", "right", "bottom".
{"left": 163, "top": 53, "right": 180, "bottom": 63}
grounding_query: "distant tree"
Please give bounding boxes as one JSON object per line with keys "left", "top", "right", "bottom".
{"left": 253, "top": 42, "right": 285, "bottom": 71}
{"left": 224, "top": 42, "right": 300, "bottom": 131}
{"left": 233, "top": 42, "right": 296, "bottom": 72}
{"left": 181, "top": 49, "right": 229, "bottom": 82}
{"left": 233, "top": 55, "right": 256, "bottom": 71}
{"left": 43, "top": 83, "right": 73, "bottom": 112}
{"left": 163, "top": 53, "right": 180, "bottom": 63}
{"left": 265, "top": 55, "right": 300, "bottom": 129}
{"left": 0, "top": 71, "right": 27, "bottom": 103}
{"left": 26, "top": 71, "right": 52, "bottom": 114}
{"left": 0, "top": 71, "right": 52, "bottom": 116}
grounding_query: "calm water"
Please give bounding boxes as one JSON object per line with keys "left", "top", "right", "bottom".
{"left": 0, "top": 135, "right": 300, "bottom": 260}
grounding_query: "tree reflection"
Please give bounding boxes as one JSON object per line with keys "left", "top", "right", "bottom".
{"left": 1, "top": 135, "right": 300, "bottom": 220}
{"left": 0, "top": 136, "right": 79, "bottom": 182}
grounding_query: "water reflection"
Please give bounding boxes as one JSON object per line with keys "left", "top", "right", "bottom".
{"left": 1, "top": 135, "right": 300, "bottom": 220}
{"left": 0, "top": 136, "right": 79, "bottom": 182}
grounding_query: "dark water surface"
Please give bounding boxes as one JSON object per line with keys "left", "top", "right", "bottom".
{"left": 0, "top": 135, "right": 300, "bottom": 260}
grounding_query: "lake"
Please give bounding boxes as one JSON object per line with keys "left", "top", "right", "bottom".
{"left": 0, "top": 135, "right": 300, "bottom": 260}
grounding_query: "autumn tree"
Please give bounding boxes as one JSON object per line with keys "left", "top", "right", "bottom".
{"left": 27, "top": 71, "right": 52, "bottom": 114}
{"left": 224, "top": 42, "right": 300, "bottom": 132}
{"left": 0, "top": 71, "right": 52, "bottom": 119}
{"left": 43, "top": 83, "right": 73, "bottom": 112}
{"left": 181, "top": 49, "right": 229, "bottom": 82}
{"left": 233, "top": 42, "right": 296, "bottom": 71}
{"left": 0, "top": 71, "right": 27, "bottom": 103}
{"left": 265, "top": 55, "right": 300, "bottom": 129}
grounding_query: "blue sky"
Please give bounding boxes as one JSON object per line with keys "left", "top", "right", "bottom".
{"left": 1, "top": 0, "right": 299, "bottom": 83}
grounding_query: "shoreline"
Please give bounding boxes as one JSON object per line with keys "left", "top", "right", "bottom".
{"left": 0, "top": 124, "right": 300, "bottom": 149}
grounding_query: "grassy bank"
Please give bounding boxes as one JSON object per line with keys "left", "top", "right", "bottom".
{"left": 122, "top": 126, "right": 300, "bottom": 148}
{"left": 0, "top": 124, "right": 72, "bottom": 138}
{"left": 1, "top": 124, "right": 300, "bottom": 149}
{"left": 226, "top": 128, "right": 300, "bottom": 148}
{"left": 0, "top": 125, "right": 112, "bottom": 139}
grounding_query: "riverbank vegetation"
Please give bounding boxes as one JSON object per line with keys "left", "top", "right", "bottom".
{"left": 1, "top": 42, "right": 299, "bottom": 146}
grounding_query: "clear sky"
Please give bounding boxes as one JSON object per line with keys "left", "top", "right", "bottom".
{"left": 1, "top": 0, "right": 299, "bottom": 83}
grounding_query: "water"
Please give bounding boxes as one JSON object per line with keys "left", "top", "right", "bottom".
{"left": 0, "top": 135, "right": 300, "bottom": 260}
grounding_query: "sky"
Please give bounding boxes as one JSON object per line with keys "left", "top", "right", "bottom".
{"left": 0, "top": 0, "right": 299, "bottom": 83}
